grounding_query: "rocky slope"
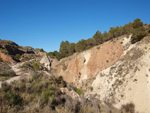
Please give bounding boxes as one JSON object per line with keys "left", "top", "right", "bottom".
{"left": 1, "top": 34, "right": 150, "bottom": 113}
{"left": 0, "top": 39, "right": 45, "bottom": 63}
{"left": 51, "top": 34, "right": 150, "bottom": 113}
{"left": 52, "top": 35, "right": 125, "bottom": 84}
{"left": 84, "top": 35, "right": 150, "bottom": 113}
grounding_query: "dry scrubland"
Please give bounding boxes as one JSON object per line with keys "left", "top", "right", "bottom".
{"left": 0, "top": 19, "right": 150, "bottom": 113}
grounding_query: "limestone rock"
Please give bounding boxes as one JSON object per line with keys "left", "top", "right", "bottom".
{"left": 40, "top": 55, "right": 52, "bottom": 70}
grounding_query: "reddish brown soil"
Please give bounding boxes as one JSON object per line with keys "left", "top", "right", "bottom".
{"left": 52, "top": 40, "right": 124, "bottom": 84}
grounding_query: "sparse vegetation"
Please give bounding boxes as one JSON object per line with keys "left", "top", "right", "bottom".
{"left": 0, "top": 72, "right": 123, "bottom": 113}
{"left": 0, "top": 62, "right": 139, "bottom": 113}
{"left": 0, "top": 73, "right": 65, "bottom": 112}
{"left": 0, "top": 63, "right": 16, "bottom": 81}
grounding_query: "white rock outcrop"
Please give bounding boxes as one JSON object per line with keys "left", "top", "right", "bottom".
{"left": 40, "top": 55, "right": 52, "bottom": 70}
{"left": 83, "top": 36, "right": 150, "bottom": 113}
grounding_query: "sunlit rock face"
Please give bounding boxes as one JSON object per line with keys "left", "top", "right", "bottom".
{"left": 52, "top": 35, "right": 150, "bottom": 113}
{"left": 40, "top": 55, "right": 52, "bottom": 70}
{"left": 52, "top": 36, "right": 124, "bottom": 84}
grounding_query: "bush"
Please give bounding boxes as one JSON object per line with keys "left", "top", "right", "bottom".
{"left": 131, "top": 27, "right": 148, "bottom": 43}
{"left": 1, "top": 82, "right": 11, "bottom": 92}
{"left": 6, "top": 91, "right": 23, "bottom": 106}
{"left": 1, "top": 49, "right": 8, "bottom": 54}
{"left": 130, "top": 19, "right": 148, "bottom": 43}
{"left": 76, "top": 88, "right": 83, "bottom": 95}
{"left": 0, "top": 63, "right": 16, "bottom": 77}
{"left": 0, "top": 70, "right": 16, "bottom": 77}
{"left": 15, "top": 54, "right": 21, "bottom": 60}
{"left": 40, "top": 48, "right": 44, "bottom": 52}
{"left": 121, "top": 103, "right": 135, "bottom": 113}
{"left": 41, "top": 90, "right": 53, "bottom": 103}
{"left": 26, "top": 94, "right": 35, "bottom": 103}
{"left": 33, "top": 62, "right": 40, "bottom": 71}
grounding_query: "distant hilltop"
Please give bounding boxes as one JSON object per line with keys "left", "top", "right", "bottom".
{"left": 0, "top": 39, "right": 46, "bottom": 63}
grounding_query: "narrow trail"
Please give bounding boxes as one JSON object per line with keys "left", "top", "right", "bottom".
{"left": 0, "top": 59, "right": 34, "bottom": 88}
{"left": 0, "top": 59, "right": 53, "bottom": 88}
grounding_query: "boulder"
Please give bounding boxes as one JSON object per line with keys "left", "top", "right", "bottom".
{"left": 40, "top": 55, "right": 52, "bottom": 70}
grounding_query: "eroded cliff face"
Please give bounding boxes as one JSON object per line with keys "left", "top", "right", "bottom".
{"left": 79, "top": 35, "right": 150, "bottom": 113}
{"left": 52, "top": 35, "right": 125, "bottom": 84}
{"left": 52, "top": 35, "right": 150, "bottom": 113}
{"left": 0, "top": 52, "right": 16, "bottom": 63}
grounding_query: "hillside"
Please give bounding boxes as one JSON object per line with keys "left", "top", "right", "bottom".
{"left": 0, "top": 39, "right": 124, "bottom": 113}
{"left": 51, "top": 35, "right": 125, "bottom": 84}
{"left": 51, "top": 34, "right": 150, "bottom": 113}
{"left": 0, "top": 19, "right": 150, "bottom": 112}
{"left": 0, "top": 36, "right": 140, "bottom": 113}
{"left": 0, "top": 39, "right": 46, "bottom": 63}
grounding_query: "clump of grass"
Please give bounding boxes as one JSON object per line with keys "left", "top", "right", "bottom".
{"left": 41, "top": 90, "right": 54, "bottom": 103}
{"left": 76, "top": 88, "right": 83, "bottom": 95}
{"left": 33, "top": 62, "right": 40, "bottom": 71}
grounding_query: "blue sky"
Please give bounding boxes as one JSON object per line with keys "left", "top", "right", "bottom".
{"left": 0, "top": 0, "right": 150, "bottom": 52}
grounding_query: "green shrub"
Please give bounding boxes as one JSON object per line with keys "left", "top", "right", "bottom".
{"left": 1, "top": 49, "right": 8, "bottom": 54}
{"left": 131, "top": 29, "right": 148, "bottom": 43}
{"left": 76, "top": 88, "right": 83, "bottom": 95}
{"left": 33, "top": 62, "right": 40, "bottom": 71}
{"left": 7, "top": 70, "right": 16, "bottom": 77}
{"left": 15, "top": 54, "right": 21, "bottom": 60}
{"left": 48, "top": 85, "right": 56, "bottom": 91}
{"left": 26, "top": 94, "right": 35, "bottom": 103}
{"left": 40, "top": 48, "right": 44, "bottom": 52}
{"left": 6, "top": 92, "right": 23, "bottom": 106}
{"left": 131, "top": 19, "right": 148, "bottom": 43}
{"left": 41, "top": 90, "right": 54, "bottom": 103}
{"left": 0, "top": 70, "right": 16, "bottom": 77}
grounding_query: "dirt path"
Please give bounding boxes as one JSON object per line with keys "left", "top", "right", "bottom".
{"left": 0, "top": 59, "right": 34, "bottom": 88}
{"left": 0, "top": 59, "right": 54, "bottom": 88}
